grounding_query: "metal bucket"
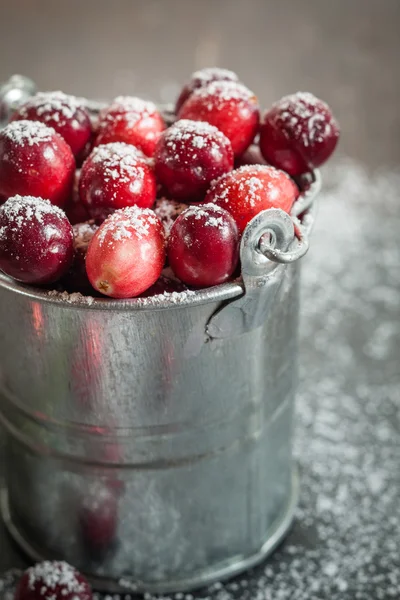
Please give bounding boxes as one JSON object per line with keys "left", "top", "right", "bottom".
{"left": 0, "top": 76, "right": 320, "bottom": 594}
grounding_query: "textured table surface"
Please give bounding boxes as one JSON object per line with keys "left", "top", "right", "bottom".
{"left": 0, "top": 1, "right": 399, "bottom": 599}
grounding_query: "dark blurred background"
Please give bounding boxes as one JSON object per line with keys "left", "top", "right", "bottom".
{"left": 0, "top": 0, "right": 399, "bottom": 168}
{"left": 1, "top": 2, "right": 400, "bottom": 598}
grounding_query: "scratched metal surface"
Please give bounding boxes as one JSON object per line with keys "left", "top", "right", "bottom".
{"left": 0, "top": 1, "right": 399, "bottom": 598}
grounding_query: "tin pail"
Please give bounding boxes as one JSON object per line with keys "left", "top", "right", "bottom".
{"left": 0, "top": 92, "right": 320, "bottom": 591}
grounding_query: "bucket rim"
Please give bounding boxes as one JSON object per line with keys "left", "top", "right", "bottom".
{"left": 0, "top": 272, "right": 244, "bottom": 311}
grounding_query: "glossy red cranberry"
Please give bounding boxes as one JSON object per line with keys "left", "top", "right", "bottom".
{"left": 0, "top": 120, "right": 75, "bottom": 208}
{"left": 62, "top": 220, "right": 98, "bottom": 293}
{"left": 141, "top": 274, "right": 188, "bottom": 297}
{"left": 14, "top": 561, "right": 92, "bottom": 600}
{"left": 95, "top": 96, "right": 165, "bottom": 157}
{"left": 12, "top": 91, "right": 92, "bottom": 162}
{"left": 79, "top": 483, "right": 118, "bottom": 558}
{"left": 259, "top": 92, "right": 340, "bottom": 176}
{"left": 178, "top": 81, "right": 259, "bottom": 156}
{"left": 79, "top": 143, "right": 156, "bottom": 220}
{"left": 168, "top": 203, "right": 239, "bottom": 287}
{"left": 175, "top": 67, "right": 239, "bottom": 113}
{"left": 154, "top": 119, "right": 234, "bottom": 202}
{"left": 154, "top": 197, "right": 188, "bottom": 237}
{"left": 0, "top": 195, "right": 73, "bottom": 284}
{"left": 64, "top": 169, "right": 91, "bottom": 225}
{"left": 205, "top": 165, "right": 298, "bottom": 233}
{"left": 86, "top": 206, "right": 165, "bottom": 298}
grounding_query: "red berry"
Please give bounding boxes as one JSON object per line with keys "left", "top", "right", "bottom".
{"left": 79, "top": 483, "right": 118, "bottom": 557}
{"left": 175, "top": 67, "right": 239, "bottom": 113}
{"left": 259, "top": 92, "right": 340, "bottom": 176}
{"left": 86, "top": 206, "right": 165, "bottom": 298}
{"left": 178, "top": 80, "right": 259, "bottom": 156}
{"left": 168, "top": 203, "right": 239, "bottom": 287}
{"left": 62, "top": 220, "right": 98, "bottom": 293}
{"left": 154, "top": 197, "right": 188, "bottom": 237}
{"left": 12, "top": 91, "right": 92, "bottom": 162}
{"left": 205, "top": 165, "right": 298, "bottom": 233}
{"left": 154, "top": 119, "right": 234, "bottom": 202}
{"left": 0, "top": 120, "right": 75, "bottom": 208}
{"left": 95, "top": 96, "right": 165, "bottom": 157}
{"left": 79, "top": 143, "right": 156, "bottom": 220}
{"left": 0, "top": 195, "right": 73, "bottom": 284}
{"left": 14, "top": 561, "right": 92, "bottom": 600}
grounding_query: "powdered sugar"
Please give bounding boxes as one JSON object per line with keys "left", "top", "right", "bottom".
{"left": 1, "top": 120, "right": 56, "bottom": 147}
{"left": 88, "top": 143, "right": 148, "bottom": 195}
{"left": 72, "top": 221, "right": 98, "bottom": 252}
{"left": 161, "top": 120, "right": 230, "bottom": 166}
{"left": 104, "top": 96, "right": 158, "bottom": 127}
{"left": 16, "top": 91, "right": 87, "bottom": 125}
{"left": 272, "top": 92, "right": 334, "bottom": 148}
{"left": 0, "top": 195, "right": 66, "bottom": 235}
{"left": 25, "top": 561, "right": 88, "bottom": 596}
{"left": 179, "top": 203, "right": 228, "bottom": 230}
{"left": 192, "top": 80, "right": 256, "bottom": 111}
{"left": 97, "top": 206, "right": 160, "bottom": 247}
{"left": 190, "top": 68, "right": 238, "bottom": 86}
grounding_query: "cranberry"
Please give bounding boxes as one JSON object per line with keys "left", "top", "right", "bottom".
{"left": 154, "top": 197, "right": 188, "bottom": 237}
{"left": 12, "top": 91, "right": 92, "bottom": 162}
{"left": 205, "top": 165, "right": 298, "bottom": 233}
{"left": 14, "top": 561, "right": 92, "bottom": 600}
{"left": 259, "top": 91, "right": 340, "bottom": 176}
{"left": 178, "top": 80, "right": 259, "bottom": 156}
{"left": 64, "top": 169, "right": 91, "bottom": 225}
{"left": 0, "top": 120, "right": 75, "bottom": 208}
{"left": 95, "top": 96, "right": 165, "bottom": 157}
{"left": 154, "top": 119, "right": 234, "bottom": 202}
{"left": 141, "top": 274, "right": 187, "bottom": 297}
{"left": 79, "top": 143, "right": 156, "bottom": 220}
{"left": 79, "top": 483, "right": 118, "bottom": 558}
{"left": 0, "top": 195, "right": 73, "bottom": 284}
{"left": 175, "top": 67, "right": 239, "bottom": 113}
{"left": 168, "top": 203, "right": 239, "bottom": 287}
{"left": 86, "top": 206, "right": 165, "bottom": 298}
{"left": 62, "top": 220, "right": 98, "bottom": 293}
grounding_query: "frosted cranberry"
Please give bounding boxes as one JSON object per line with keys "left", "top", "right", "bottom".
{"left": 175, "top": 67, "right": 239, "bottom": 113}
{"left": 0, "top": 195, "right": 73, "bottom": 284}
{"left": 0, "top": 121, "right": 75, "bottom": 208}
{"left": 86, "top": 206, "right": 165, "bottom": 298}
{"left": 154, "top": 197, "right": 188, "bottom": 237}
{"left": 141, "top": 274, "right": 187, "bottom": 297}
{"left": 205, "top": 165, "right": 298, "bottom": 233}
{"left": 154, "top": 119, "right": 234, "bottom": 202}
{"left": 168, "top": 204, "right": 239, "bottom": 287}
{"left": 62, "top": 221, "right": 98, "bottom": 293}
{"left": 79, "top": 483, "right": 118, "bottom": 558}
{"left": 95, "top": 96, "right": 165, "bottom": 157}
{"left": 14, "top": 561, "right": 91, "bottom": 600}
{"left": 178, "top": 81, "right": 259, "bottom": 156}
{"left": 64, "top": 169, "right": 91, "bottom": 225}
{"left": 79, "top": 143, "right": 156, "bottom": 220}
{"left": 12, "top": 91, "right": 92, "bottom": 162}
{"left": 259, "top": 92, "right": 340, "bottom": 176}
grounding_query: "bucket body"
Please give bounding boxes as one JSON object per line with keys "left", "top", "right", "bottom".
{"left": 0, "top": 169, "right": 320, "bottom": 592}
{"left": 0, "top": 259, "right": 299, "bottom": 593}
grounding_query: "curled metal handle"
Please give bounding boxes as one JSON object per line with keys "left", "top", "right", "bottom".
{"left": 257, "top": 215, "right": 309, "bottom": 264}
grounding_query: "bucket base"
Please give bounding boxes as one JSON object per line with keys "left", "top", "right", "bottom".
{"left": 0, "top": 467, "right": 299, "bottom": 594}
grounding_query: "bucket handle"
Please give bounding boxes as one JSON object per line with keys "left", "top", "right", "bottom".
{"left": 206, "top": 174, "right": 320, "bottom": 339}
